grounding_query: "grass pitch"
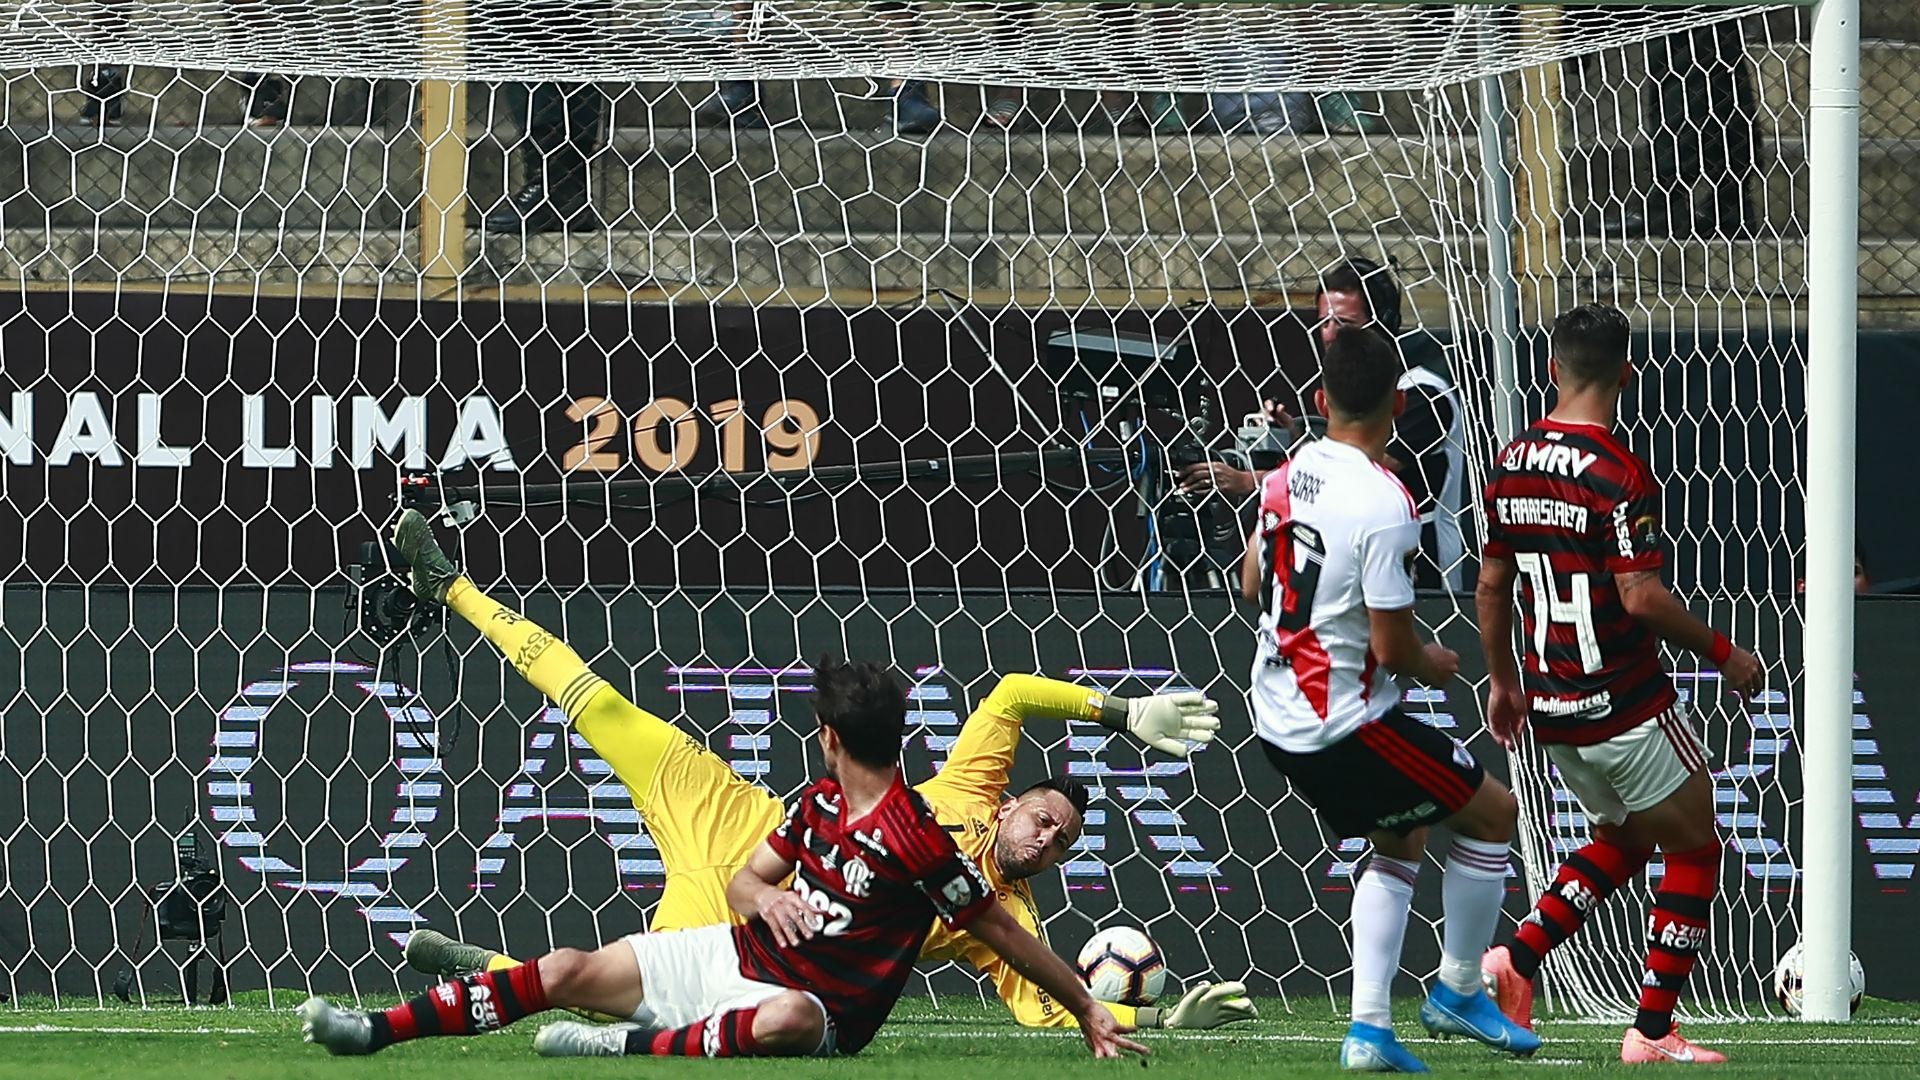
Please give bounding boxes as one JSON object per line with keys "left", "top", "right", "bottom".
{"left": 2, "top": 993, "right": 1917, "bottom": 1078}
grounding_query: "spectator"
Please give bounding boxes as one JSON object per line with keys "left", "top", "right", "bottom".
{"left": 1796, "top": 549, "right": 1872, "bottom": 595}
{"left": 487, "top": 1, "right": 786, "bottom": 235}
{"left": 977, "top": 4, "right": 1189, "bottom": 134}
{"left": 1176, "top": 257, "right": 1469, "bottom": 590}
{"left": 713, "top": 2, "right": 938, "bottom": 135}
{"left": 75, "top": 3, "right": 289, "bottom": 128}
{"left": 78, "top": 66, "right": 288, "bottom": 128}
{"left": 1202, "top": 90, "right": 1320, "bottom": 136}
{"left": 1590, "top": 19, "right": 1757, "bottom": 238}
{"left": 485, "top": 81, "right": 608, "bottom": 234}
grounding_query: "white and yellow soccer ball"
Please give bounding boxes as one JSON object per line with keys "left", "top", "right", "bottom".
{"left": 1772, "top": 942, "right": 1865, "bottom": 1016}
{"left": 1076, "top": 926, "right": 1168, "bottom": 1006}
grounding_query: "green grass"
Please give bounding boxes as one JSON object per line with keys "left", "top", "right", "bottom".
{"left": 2, "top": 993, "right": 1917, "bottom": 1079}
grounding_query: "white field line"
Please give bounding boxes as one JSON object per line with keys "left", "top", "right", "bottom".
{"left": 906, "top": 1029, "right": 1920, "bottom": 1047}
{"left": 4, "top": 1018, "right": 1918, "bottom": 1051}
{"left": 0, "top": 1024, "right": 262, "bottom": 1035}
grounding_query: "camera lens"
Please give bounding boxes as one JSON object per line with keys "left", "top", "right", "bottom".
{"left": 378, "top": 587, "right": 417, "bottom": 625}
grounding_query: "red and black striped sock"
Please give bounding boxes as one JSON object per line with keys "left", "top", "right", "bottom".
{"left": 1635, "top": 842, "right": 1720, "bottom": 1039}
{"left": 1508, "top": 838, "right": 1652, "bottom": 979}
{"left": 634, "top": 1007, "right": 765, "bottom": 1058}
{"left": 366, "top": 961, "right": 548, "bottom": 1049}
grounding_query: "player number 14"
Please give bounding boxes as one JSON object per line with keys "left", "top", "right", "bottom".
{"left": 1514, "top": 552, "right": 1603, "bottom": 675}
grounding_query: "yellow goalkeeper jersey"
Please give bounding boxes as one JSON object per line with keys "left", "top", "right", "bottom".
{"left": 912, "top": 675, "right": 1137, "bottom": 1029}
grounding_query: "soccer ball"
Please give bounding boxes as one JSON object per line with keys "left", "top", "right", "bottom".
{"left": 1771, "top": 943, "right": 1865, "bottom": 1016}
{"left": 1076, "top": 927, "right": 1167, "bottom": 1006}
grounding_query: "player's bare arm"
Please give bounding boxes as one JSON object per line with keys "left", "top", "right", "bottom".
{"left": 727, "top": 842, "right": 815, "bottom": 949}
{"left": 1474, "top": 554, "right": 1530, "bottom": 748}
{"left": 1615, "top": 570, "right": 1763, "bottom": 696}
{"left": 1367, "top": 605, "right": 1459, "bottom": 688}
{"left": 964, "top": 903, "right": 1150, "bottom": 1060}
{"left": 1240, "top": 527, "right": 1263, "bottom": 603}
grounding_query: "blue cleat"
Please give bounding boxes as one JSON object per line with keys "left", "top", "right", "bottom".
{"left": 1419, "top": 982, "right": 1543, "bottom": 1056}
{"left": 1340, "top": 1022, "right": 1431, "bottom": 1073}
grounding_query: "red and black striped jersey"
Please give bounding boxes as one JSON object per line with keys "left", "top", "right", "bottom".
{"left": 734, "top": 773, "right": 994, "bottom": 1053}
{"left": 1482, "top": 418, "right": 1678, "bottom": 745}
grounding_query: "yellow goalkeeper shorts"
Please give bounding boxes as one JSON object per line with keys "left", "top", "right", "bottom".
{"left": 635, "top": 727, "right": 784, "bottom": 932}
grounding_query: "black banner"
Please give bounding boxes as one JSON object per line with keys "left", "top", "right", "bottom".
{"left": 6, "top": 291, "right": 1912, "bottom": 592}
{"left": 0, "top": 291, "right": 1319, "bottom": 591}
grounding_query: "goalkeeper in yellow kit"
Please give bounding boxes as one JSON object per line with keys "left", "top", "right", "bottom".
{"left": 388, "top": 509, "right": 1256, "bottom": 1033}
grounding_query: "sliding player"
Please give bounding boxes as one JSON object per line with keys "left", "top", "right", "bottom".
{"left": 1477, "top": 304, "right": 1763, "bottom": 1065}
{"left": 392, "top": 519, "right": 1250, "bottom": 1035}
{"left": 1243, "top": 326, "right": 1539, "bottom": 1071}
{"left": 296, "top": 513, "right": 1148, "bottom": 1060}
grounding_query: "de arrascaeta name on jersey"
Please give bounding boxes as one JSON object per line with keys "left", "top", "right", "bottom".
{"left": 1494, "top": 496, "right": 1591, "bottom": 532}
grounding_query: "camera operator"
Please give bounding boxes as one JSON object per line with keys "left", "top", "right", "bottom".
{"left": 1176, "top": 258, "right": 1468, "bottom": 590}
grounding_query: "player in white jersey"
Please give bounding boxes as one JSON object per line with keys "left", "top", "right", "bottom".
{"left": 1241, "top": 326, "right": 1538, "bottom": 1073}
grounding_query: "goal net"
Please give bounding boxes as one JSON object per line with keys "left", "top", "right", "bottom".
{"left": 0, "top": 1, "right": 1818, "bottom": 1023}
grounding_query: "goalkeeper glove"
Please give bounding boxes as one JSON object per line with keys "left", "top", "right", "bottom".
{"left": 1100, "top": 691, "right": 1221, "bottom": 757}
{"left": 1135, "top": 981, "right": 1259, "bottom": 1030}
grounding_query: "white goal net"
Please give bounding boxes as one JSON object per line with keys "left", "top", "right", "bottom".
{"left": 0, "top": 1, "right": 1819, "bottom": 1024}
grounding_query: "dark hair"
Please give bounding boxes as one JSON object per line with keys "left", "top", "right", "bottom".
{"left": 1315, "top": 256, "right": 1403, "bottom": 334}
{"left": 1321, "top": 325, "right": 1401, "bottom": 419}
{"left": 1019, "top": 776, "right": 1091, "bottom": 820}
{"left": 811, "top": 655, "right": 907, "bottom": 769}
{"left": 1550, "top": 304, "right": 1633, "bottom": 387}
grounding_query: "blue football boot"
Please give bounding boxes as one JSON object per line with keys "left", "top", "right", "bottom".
{"left": 1340, "top": 1022, "right": 1431, "bottom": 1072}
{"left": 1419, "top": 982, "right": 1543, "bottom": 1056}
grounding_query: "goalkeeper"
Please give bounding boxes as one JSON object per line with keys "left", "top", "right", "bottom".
{"left": 390, "top": 509, "right": 1257, "bottom": 1033}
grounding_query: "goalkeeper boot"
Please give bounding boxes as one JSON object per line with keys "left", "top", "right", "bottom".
{"left": 1419, "top": 982, "right": 1542, "bottom": 1056}
{"left": 1339, "top": 1022, "right": 1430, "bottom": 1073}
{"left": 403, "top": 928, "right": 499, "bottom": 979}
{"left": 298, "top": 996, "right": 375, "bottom": 1055}
{"left": 390, "top": 509, "right": 460, "bottom": 604}
{"left": 534, "top": 1020, "right": 645, "bottom": 1057}
{"left": 1480, "top": 945, "right": 1535, "bottom": 1031}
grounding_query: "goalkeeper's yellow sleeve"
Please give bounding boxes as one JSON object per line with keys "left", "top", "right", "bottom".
{"left": 918, "top": 674, "right": 1106, "bottom": 805}
{"left": 953, "top": 880, "right": 1141, "bottom": 1030}
{"left": 966, "top": 937, "right": 1138, "bottom": 1029}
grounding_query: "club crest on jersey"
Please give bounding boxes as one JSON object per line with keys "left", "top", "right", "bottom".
{"left": 841, "top": 855, "right": 873, "bottom": 898}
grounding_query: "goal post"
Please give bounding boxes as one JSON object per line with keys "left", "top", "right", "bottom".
{"left": 1799, "top": 0, "right": 1859, "bottom": 1025}
{"left": 0, "top": 1, "right": 1862, "bottom": 1022}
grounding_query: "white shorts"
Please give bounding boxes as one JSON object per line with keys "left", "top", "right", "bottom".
{"left": 1545, "top": 704, "right": 1708, "bottom": 827}
{"left": 622, "top": 924, "right": 830, "bottom": 1053}
{"left": 623, "top": 924, "right": 789, "bottom": 1029}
